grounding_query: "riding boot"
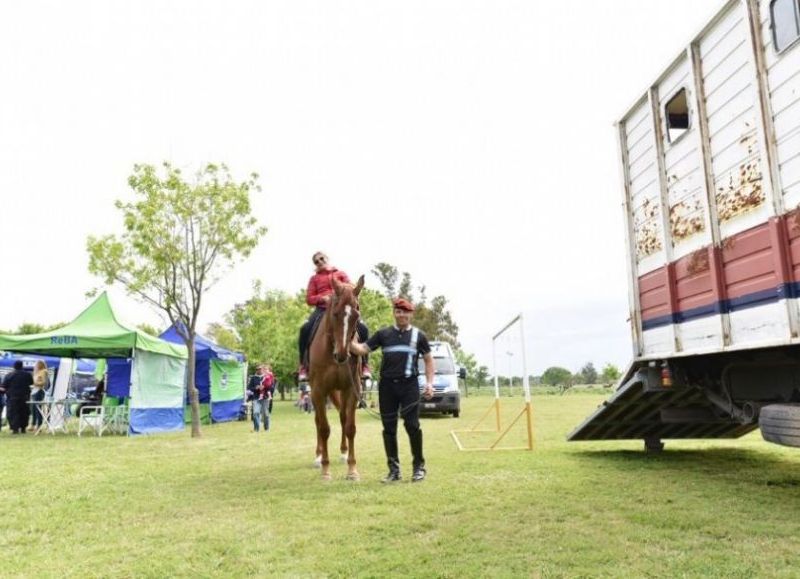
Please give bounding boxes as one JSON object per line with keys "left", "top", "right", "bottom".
{"left": 382, "top": 432, "right": 402, "bottom": 483}
{"left": 409, "top": 429, "right": 426, "bottom": 482}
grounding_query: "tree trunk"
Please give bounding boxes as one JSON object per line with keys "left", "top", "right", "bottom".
{"left": 186, "top": 337, "right": 202, "bottom": 438}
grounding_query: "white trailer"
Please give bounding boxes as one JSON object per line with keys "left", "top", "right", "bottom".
{"left": 570, "top": 0, "right": 800, "bottom": 450}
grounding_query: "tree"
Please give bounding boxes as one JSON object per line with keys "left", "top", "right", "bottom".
{"left": 542, "top": 366, "right": 572, "bottom": 389}
{"left": 13, "top": 322, "right": 67, "bottom": 334}
{"left": 601, "top": 363, "right": 622, "bottom": 386}
{"left": 205, "top": 322, "right": 241, "bottom": 353}
{"left": 87, "top": 162, "right": 266, "bottom": 437}
{"left": 137, "top": 323, "right": 162, "bottom": 337}
{"left": 579, "top": 362, "right": 598, "bottom": 385}
{"left": 371, "top": 262, "right": 460, "bottom": 347}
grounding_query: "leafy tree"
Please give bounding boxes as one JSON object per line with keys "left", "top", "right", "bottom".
{"left": 371, "top": 263, "right": 399, "bottom": 298}
{"left": 206, "top": 322, "right": 241, "bottom": 353}
{"left": 13, "top": 322, "right": 66, "bottom": 334}
{"left": 137, "top": 323, "right": 162, "bottom": 337}
{"left": 87, "top": 162, "right": 266, "bottom": 437}
{"left": 579, "top": 362, "right": 598, "bottom": 385}
{"left": 371, "top": 262, "right": 460, "bottom": 347}
{"left": 542, "top": 366, "right": 572, "bottom": 388}
{"left": 474, "top": 366, "right": 490, "bottom": 388}
{"left": 601, "top": 363, "right": 622, "bottom": 386}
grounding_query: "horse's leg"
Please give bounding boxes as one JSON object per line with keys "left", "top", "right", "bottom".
{"left": 311, "top": 388, "right": 331, "bottom": 480}
{"left": 337, "top": 392, "right": 348, "bottom": 463}
{"left": 344, "top": 392, "right": 359, "bottom": 481}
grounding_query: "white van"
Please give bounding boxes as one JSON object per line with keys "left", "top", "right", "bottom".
{"left": 417, "top": 341, "right": 464, "bottom": 418}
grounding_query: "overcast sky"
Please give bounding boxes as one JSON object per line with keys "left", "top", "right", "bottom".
{"left": 0, "top": 0, "right": 723, "bottom": 374}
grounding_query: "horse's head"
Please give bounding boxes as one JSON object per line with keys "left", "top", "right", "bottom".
{"left": 329, "top": 275, "right": 364, "bottom": 364}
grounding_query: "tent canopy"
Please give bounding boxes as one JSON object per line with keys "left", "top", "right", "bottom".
{"left": 159, "top": 325, "right": 244, "bottom": 362}
{"left": 0, "top": 293, "right": 187, "bottom": 359}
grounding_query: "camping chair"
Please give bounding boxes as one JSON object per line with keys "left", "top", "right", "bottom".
{"left": 106, "top": 404, "right": 129, "bottom": 435}
{"left": 77, "top": 405, "right": 108, "bottom": 437}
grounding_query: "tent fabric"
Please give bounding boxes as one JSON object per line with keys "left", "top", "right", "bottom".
{"left": 107, "top": 358, "right": 132, "bottom": 398}
{"left": 128, "top": 350, "right": 186, "bottom": 435}
{"left": 0, "top": 293, "right": 187, "bottom": 359}
{"left": 210, "top": 359, "right": 245, "bottom": 423}
{"left": 159, "top": 326, "right": 244, "bottom": 362}
{"left": 210, "top": 360, "right": 245, "bottom": 402}
{"left": 129, "top": 350, "right": 186, "bottom": 409}
{"left": 195, "top": 359, "right": 211, "bottom": 404}
{"left": 211, "top": 399, "right": 242, "bottom": 422}
{"left": 184, "top": 403, "right": 212, "bottom": 425}
{"left": 129, "top": 408, "right": 184, "bottom": 435}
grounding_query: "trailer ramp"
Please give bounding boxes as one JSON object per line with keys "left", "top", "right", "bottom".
{"left": 568, "top": 366, "right": 757, "bottom": 443}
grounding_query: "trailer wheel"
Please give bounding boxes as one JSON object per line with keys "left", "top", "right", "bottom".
{"left": 760, "top": 404, "right": 800, "bottom": 448}
{"left": 452, "top": 409, "right": 460, "bottom": 418}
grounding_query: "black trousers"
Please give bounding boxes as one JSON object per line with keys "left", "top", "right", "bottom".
{"left": 7, "top": 397, "right": 30, "bottom": 433}
{"left": 379, "top": 376, "right": 425, "bottom": 469}
{"left": 298, "top": 307, "right": 369, "bottom": 363}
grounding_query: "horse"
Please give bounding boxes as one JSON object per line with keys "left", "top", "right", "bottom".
{"left": 308, "top": 274, "right": 365, "bottom": 481}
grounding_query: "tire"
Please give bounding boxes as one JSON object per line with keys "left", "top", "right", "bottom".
{"left": 452, "top": 409, "right": 460, "bottom": 418}
{"left": 759, "top": 404, "right": 800, "bottom": 448}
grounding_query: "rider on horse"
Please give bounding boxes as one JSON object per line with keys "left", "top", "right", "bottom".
{"left": 298, "top": 251, "right": 370, "bottom": 382}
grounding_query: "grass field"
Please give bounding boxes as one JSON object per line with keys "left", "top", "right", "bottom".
{"left": 4, "top": 392, "right": 800, "bottom": 578}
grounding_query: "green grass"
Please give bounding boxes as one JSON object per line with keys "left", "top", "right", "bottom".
{"left": 4, "top": 393, "right": 800, "bottom": 578}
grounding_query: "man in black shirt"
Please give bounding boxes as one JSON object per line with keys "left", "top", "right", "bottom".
{"left": 3, "top": 360, "right": 33, "bottom": 434}
{"left": 351, "top": 298, "right": 434, "bottom": 482}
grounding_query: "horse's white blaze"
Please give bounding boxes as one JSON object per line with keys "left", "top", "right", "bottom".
{"left": 343, "top": 305, "right": 351, "bottom": 355}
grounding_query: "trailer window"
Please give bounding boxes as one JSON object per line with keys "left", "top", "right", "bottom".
{"left": 665, "top": 88, "right": 689, "bottom": 143}
{"left": 771, "top": 0, "right": 800, "bottom": 52}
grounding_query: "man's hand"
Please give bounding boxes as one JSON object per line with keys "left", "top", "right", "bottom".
{"left": 423, "top": 383, "right": 434, "bottom": 400}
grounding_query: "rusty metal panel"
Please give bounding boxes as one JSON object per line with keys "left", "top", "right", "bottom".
{"left": 758, "top": 0, "right": 800, "bottom": 209}
{"left": 624, "top": 100, "right": 669, "bottom": 276}
{"left": 699, "top": 2, "right": 771, "bottom": 238}
{"left": 657, "top": 56, "right": 713, "bottom": 260}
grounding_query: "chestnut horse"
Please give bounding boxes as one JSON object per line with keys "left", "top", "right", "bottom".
{"left": 309, "top": 275, "right": 364, "bottom": 481}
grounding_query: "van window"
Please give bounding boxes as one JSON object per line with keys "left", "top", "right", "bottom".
{"left": 418, "top": 357, "right": 455, "bottom": 375}
{"left": 665, "top": 88, "right": 689, "bottom": 143}
{"left": 771, "top": 0, "right": 800, "bottom": 52}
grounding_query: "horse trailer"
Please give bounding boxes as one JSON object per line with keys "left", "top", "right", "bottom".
{"left": 570, "top": 0, "right": 800, "bottom": 451}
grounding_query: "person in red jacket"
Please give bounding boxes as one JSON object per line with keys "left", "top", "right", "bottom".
{"left": 298, "top": 250, "right": 370, "bottom": 381}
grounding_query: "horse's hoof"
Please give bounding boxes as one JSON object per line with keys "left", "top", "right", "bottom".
{"left": 321, "top": 472, "right": 332, "bottom": 481}
{"left": 313, "top": 456, "right": 322, "bottom": 469}
{"left": 346, "top": 472, "right": 360, "bottom": 481}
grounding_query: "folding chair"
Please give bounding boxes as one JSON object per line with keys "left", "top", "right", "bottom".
{"left": 77, "top": 406, "right": 107, "bottom": 437}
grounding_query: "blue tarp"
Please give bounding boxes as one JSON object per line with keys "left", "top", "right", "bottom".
{"left": 210, "top": 399, "right": 242, "bottom": 422}
{"left": 129, "top": 408, "right": 184, "bottom": 435}
{"left": 159, "top": 326, "right": 245, "bottom": 362}
{"left": 107, "top": 358, "right": 132, "bottom": 398}
{"left": 0, "top": 352, "right": 96, "bottom": 373}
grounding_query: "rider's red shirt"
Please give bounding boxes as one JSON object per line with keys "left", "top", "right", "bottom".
{"left": 306, "top": 267, "right": 350, "bottom": 308}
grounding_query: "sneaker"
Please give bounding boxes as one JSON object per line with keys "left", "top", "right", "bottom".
{"left": 361, "top": 363, "right": 372, "bottom": 379}
{"left": 298, "top": 365, "right": 309, "bottom": 382}
{"left": 382, "top": 471, "right": 402, "bottom": 483}
{"left": 412, "top": 467, "right": 426, "bottom": 482}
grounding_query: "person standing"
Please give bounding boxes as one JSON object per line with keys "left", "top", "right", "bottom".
{"left": 3, "top": 360, "right": 33, "bottom": 434}
{"left": 30, "top": 360, "right": 50, "bottom": 430}
{"left": 350, "top": 298, "right": 434, "bottom": 483}
{"left": 297, "top": 251, "right": 370, "bottom": 381}
{"left": 248, "top": 365, "right": 275, "bottom": 433}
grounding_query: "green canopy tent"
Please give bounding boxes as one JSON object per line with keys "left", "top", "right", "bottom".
{"left": 0, "top": 293, "right": 188, "bottom": 434}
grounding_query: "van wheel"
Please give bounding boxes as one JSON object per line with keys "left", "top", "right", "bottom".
{"left": 452, "top": 409, "right": 460, "bottom": 418}
{"left": 760, "top": 404, "right": 800, "bottom": 448}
